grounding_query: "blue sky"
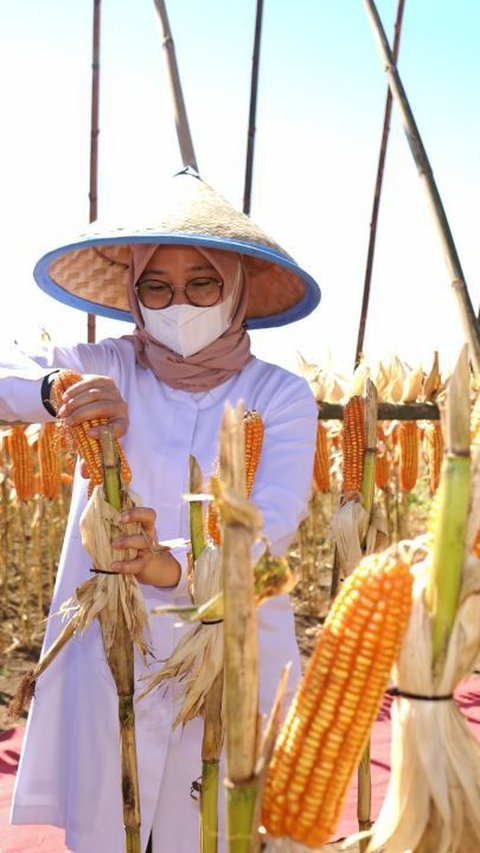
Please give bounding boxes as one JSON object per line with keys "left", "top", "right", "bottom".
{"left": 1, "top": 0, "right": 479, "bottom": 377}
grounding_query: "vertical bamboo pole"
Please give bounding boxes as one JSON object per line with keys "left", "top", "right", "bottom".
{"left": 218, "top": 404, "right": 260, "bottom": 852}
{"left": 101, "top": 428, "right": 141, "bottom": 853}
{"left": 243, "top": 0, "right": 264, "bottom": 215}
{"left": 354, "top": 0, "right": 407, "bottom": 367}
{"left": 87, "top": 0, "right": 101, "bottom": 344}
{"left": 363, "top": 0, "right": 480, "bottom": 373}
{"left": 152, "top": 0, "right": 198, "bottom": 170}
{"left": 357, "top": 378, "right": 378, "bottom": 848}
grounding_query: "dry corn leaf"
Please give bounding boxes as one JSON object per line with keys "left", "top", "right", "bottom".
{"left": 402, "top": 365, "right": 424, "bottom": 403}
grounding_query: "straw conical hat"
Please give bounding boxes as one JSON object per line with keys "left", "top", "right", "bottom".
{"left": 34, "top": 169, "right": 321, "bottom": 329}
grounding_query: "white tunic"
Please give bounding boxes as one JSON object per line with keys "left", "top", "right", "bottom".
{"left": 3, "top": 337, "right": 317, "bottom": 852}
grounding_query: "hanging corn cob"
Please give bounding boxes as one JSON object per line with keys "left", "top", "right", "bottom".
{"left": 206, "top": 409, "right": 264, "bottom": 544}
{"left": 260, "top": 546, "right": 413, "bottom": 848}
{"left": 38, "top": 422, "right": 62, "bottom": 500}
{"left": 312, "top": 421, "right": 330, "bottom": 493}
{"left": 5, "top": 425, "right": 36, "bottom": 501}
{"left": 396, "top": 421, "right": 419, "bottom": 492}
{"left": 374, "top": 425, "right": 390, "bottom": 490}
{"left": 341, "top": 395, "right": 366, "bottom": 497}
{"left": 423, "top": 420, "right": 444, "bottom": 495}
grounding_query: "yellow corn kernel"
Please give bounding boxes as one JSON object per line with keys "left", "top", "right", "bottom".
{"left": 341, "top": 395, "right": 366, "bottom": 497}
{"left": 261, "top": 549, "right": 413, "bottom": 847}
{"left": 397, "top": 421, "right": 419, "bottom": 492}
{"left": 312, "top": 421, "right": 330, "bottom": 492}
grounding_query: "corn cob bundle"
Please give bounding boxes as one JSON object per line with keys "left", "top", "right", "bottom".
{"left": 5, "top": 425, "right": 36, "bottom": 500}
{"left": 374, "top": 425, "right": 390, "bottom": 490}
{"left": 9, "top": 418, "right": 149, "bottom": 852}
{"left": 312, "top": 421, "right": 330, "bottom": 493}
{"left": 38, "top": 422, "right": 62, "bottom": 500}
{"left": 423, "top": 421, "right": 444, "bottom": 494}
{"left": 396, "top": 421, "right": 419, "bottom": 492}
{"left": 206, "top": 409, "right": 263, "bottom": 544}
{"left": 50, "top": 369, "right": 131, "bottom": 490}
{"left": 261, "top": 547, "right": 413, "bottom": 848}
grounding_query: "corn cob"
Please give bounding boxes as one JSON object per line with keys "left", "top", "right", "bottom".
{"left": 341, "top": 395, "right": 366, "bottom": 496}
{"left": 38, "top": 423, "right": 62, "bottom": 500}
{"left": 423, "top": 421, "right": 444, "bottom": 494}
{"left": 312, "top": 421, "right": 330, "bottom": 492}
{"left": 397, "top": 421, "right": 419, "bottom": 492}
{"left": 206, "top": 409, "right": 264, "bottom": 544}
{"left": 375, "top": 425, "right": 390, "bottom": 490}
{"left": 261, "top": 549, "right": 413, "bottom": 848}
{"left": 50, "top": 370, "right": 131, "bottom": 488}
{"left": 6, "top": 426, "right": 35, "bottom": 500}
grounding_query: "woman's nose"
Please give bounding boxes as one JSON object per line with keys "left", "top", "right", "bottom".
{"left": 170, "top": 285, "right": 189, "bottom": 305}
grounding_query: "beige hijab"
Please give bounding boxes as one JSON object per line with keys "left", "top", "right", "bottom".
{"left": 123, "top": 245, "right": 252, "bottom": 391}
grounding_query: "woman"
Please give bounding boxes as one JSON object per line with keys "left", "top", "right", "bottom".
{"left": 6, "top": 170, "right": 321, "bottom": 851}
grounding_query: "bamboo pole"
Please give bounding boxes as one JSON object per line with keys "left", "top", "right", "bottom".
{"left": 363, "top": 0, "right": 480, "bottom": 373}
{"left": 188, "top": 455, "right": 224, "bottom": 853}
{"left": 152, "top": 0, "right": 198, "bottom": 170}
{"left": 357, "top": 379, "right": 378, "bottom": 848}
{"left": 100, "top": 428, "right": 141, "bottom": 853}
{"left": 218, "top": 404, "right": 261, "bottom": 852}
{"left": 243, "top": 0, "right": 264, "bottom": 215}
{"left": 87, "top": 0, "right": 101, "bottom": 344}
{"left": 354, "top": 0, "right": 407, "bottom": 367}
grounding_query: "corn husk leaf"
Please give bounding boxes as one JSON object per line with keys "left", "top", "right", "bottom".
{"left": 140, "top": 543, "right": 224, "bottom": 726}
{"left": 77, "top": 485, "right": 150, "bottom": 659}
{"left": 330, "top": 499, "right": 388, "bottom": 577}
{"left": 364, "top": 552, "right": 480, "bottom": 853}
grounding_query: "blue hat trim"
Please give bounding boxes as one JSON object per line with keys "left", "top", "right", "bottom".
{"left": 34, "top": 233, "right": 321, "bottom": 329}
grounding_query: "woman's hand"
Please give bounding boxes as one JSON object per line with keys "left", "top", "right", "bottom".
{"left": 56, "top": 374, "right": 129, "bottom": 439}
{"left": 110, "top": 506, "right": 181, "bottom": 588}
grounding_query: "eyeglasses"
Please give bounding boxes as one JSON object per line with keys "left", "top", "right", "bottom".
{"left": 135, "top": 277, "right": 224, "bottom": 309}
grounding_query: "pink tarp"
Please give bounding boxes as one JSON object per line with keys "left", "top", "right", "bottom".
{"left": 2, "top": 675, "right": 480, "bottom": 851}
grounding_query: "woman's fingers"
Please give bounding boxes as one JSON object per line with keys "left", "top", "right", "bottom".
{"left": 56, "top": 374, "right": 129, "bottom": 437}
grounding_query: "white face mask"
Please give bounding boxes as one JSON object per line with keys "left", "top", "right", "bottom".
{"left": 140, "top": 290, "right": 235, "bottom": 358}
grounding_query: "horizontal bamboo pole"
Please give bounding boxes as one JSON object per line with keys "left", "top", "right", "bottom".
{"left": 0, "top": 401, "right": 440, "bottom": 431}
{"left": 317, "top": 401, "right": 439, "bottom": 421}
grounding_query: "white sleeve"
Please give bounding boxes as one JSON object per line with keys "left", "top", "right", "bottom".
{"left": 0, "top": 338, "right": 131, "bottom": 423}
{"left": 252, "top": 374, "right": 317, "bottom": 557}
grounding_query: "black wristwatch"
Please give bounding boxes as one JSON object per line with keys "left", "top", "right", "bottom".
{"left": 41, "top": 370, "right": 61, "bottom": 417}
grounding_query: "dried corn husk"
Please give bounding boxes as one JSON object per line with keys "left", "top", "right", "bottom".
{"left": 330, "top": 499, "right": 388, "bottom": 577}
{"left": 140, "top": 543, "right": 224, "bottom": 726}
{"left": 74, "top": 485, "right": 150, "bottom": 658}
{"left": 364, "top": 550, "right": 480, "bottom": 853}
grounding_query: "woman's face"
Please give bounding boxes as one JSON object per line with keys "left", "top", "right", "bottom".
{"left": 135, "top": 245, "right": 224, "bottom": 310}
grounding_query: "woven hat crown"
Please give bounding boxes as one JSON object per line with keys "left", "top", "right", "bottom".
{"left": 34, "top": 170, "right": 321, "bottom": 328}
